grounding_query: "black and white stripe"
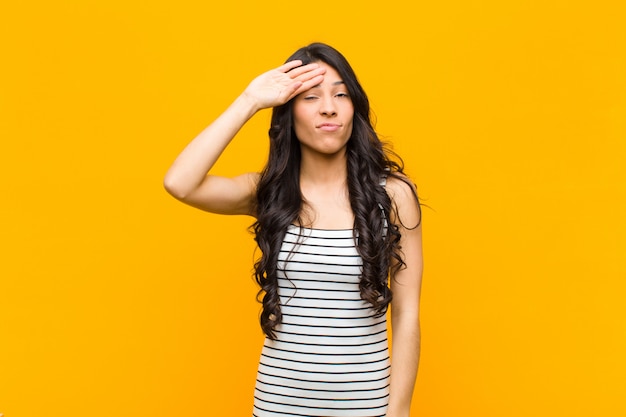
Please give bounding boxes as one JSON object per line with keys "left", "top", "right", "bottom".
{"left": 253, "top": 225, "right": 390, "bottom": 417}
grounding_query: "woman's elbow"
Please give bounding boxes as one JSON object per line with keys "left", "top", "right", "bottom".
{"left": 163, "top": 173, "right": 191, "bottom": 200}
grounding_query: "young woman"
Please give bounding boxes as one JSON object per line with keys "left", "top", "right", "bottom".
{"left": 164, "top": 43, "right": 423, "bottom": 417}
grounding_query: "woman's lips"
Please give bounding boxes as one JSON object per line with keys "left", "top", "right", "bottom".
{"left": 317, "top": 123, "right": 342, "bottom": 132}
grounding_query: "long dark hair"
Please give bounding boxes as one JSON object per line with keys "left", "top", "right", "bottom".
{"left": 252, "top": 43, "right": 420, "bottom": 339}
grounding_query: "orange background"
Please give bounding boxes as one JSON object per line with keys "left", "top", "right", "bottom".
{"left": 1, "top": 1, "right": 625, "bottom": 416}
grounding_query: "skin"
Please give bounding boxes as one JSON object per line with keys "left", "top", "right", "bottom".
{"left": 164, "top": 58, "right": 423, "bottom": 417}
{"left": 386, "top": 178, "right": 423, "bottom": 417}
{"left": 164, "top": 60, "right": 326, "bottom": 215}
{"left": 292, "top": 62, "right": 355, "bottom": 229}
{"left": 292, "top": 63, "right": 354, "bottom": 159}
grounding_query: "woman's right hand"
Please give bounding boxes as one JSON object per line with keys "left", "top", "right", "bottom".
{"left": 241, "top": 60, "right": 326, "bottom": 111}
{"left": 164, "top": 60, "right": 324, "bottom": 215}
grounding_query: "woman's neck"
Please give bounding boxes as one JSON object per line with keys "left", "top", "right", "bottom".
{"left": 298, "top": 149, "right": 353, "bottom": 229}
{"left": 299, "top": 148, "right": 348, "bottom": 186}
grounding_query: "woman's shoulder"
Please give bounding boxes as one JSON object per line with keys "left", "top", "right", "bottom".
{"left": 383, "top": 173, "right": 421, "bottom": 228}
{"left": 384, "top": 172, "right": 417, "bottom": 198}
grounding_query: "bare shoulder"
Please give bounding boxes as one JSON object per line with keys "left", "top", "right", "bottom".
{"left": 385, "top": 174, "right": 421, "bottom": 230}
{"left": 385, "top": 174, "right": 417, "bottom": 200}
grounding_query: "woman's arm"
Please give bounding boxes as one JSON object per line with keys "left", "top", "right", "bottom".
{"left": 163, "top": 60, "right": 325, "bottom": 215}
{"left": 386, "top": 176, "right": 423, "bottom": 417}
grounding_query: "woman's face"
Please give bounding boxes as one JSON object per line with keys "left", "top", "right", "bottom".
{"left": 292, "top": 62, "right": 354, "bottom": 157}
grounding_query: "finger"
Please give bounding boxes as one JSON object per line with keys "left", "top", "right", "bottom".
{"left": 288, "top": 74, "right": 325, "bottom": 99}
{"left": 287, "top": 62, "right": 323, "bottom": 79}
{"left": 299, "top": 74, "right": 325, "bottom": 91}
{"left": 276, "top": 79, "right": 304, "bottom": 103}
{"left": 297, "top": 66, "right": 326, "bottom": 82}
{"left": 285, "top": 80, "right": 304, "bottom": 98}
{"left": 277, "top": 60, "right": 303, "bottom": 73}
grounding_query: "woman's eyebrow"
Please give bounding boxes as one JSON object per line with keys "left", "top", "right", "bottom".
{"left": 310, "top": 80, "right": 346, "bottom": 89}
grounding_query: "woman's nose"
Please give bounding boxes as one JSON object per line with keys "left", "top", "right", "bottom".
{"left": 319, "top": 96, "right": 337, "bottom": 116}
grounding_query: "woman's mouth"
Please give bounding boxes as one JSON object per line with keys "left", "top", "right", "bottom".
{"left": 317, "top": 123, "right": 342, "bottom": 132}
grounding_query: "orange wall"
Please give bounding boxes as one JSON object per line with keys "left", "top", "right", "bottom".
{"left": 1, "top": 1, "right": 624, "bottom": 416}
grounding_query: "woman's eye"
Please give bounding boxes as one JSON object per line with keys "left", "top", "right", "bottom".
{"left": 336, "top": 92, "right": 349, "bottom": 98}
{"left": 304, "top": 96, "right": 318, "bottom": 100}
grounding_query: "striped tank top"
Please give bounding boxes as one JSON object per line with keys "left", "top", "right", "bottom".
{"left": 253, "top": 225, "right": 390, "bottom": 417}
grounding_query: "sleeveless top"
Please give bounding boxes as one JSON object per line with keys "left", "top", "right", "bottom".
{"left": 252, "top": 225, "right": 390, "bottom": 417}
